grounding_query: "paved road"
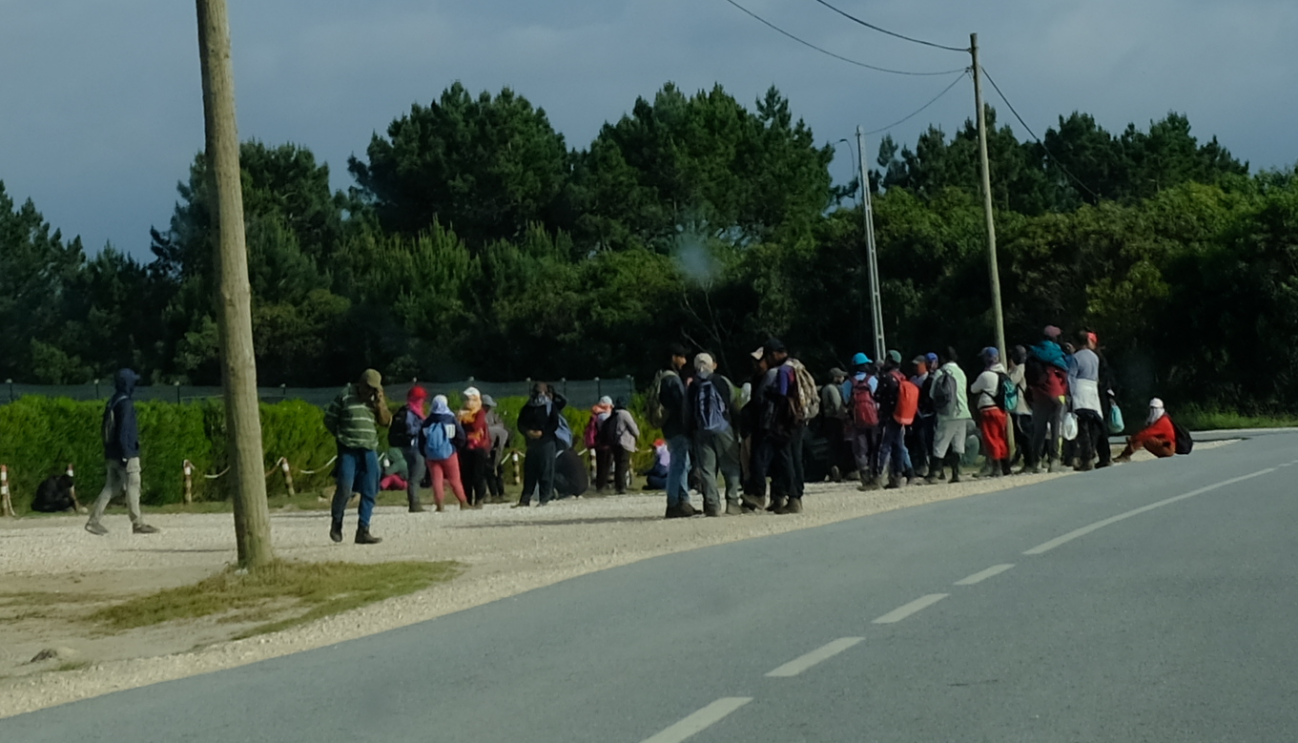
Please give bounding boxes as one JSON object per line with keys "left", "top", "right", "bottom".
{"left": 6, "top": 433, "right": 1298, "bottom": 742}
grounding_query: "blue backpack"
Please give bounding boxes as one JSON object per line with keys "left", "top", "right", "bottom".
{"left": 693, "top": 377, "right": 730, "bottom": 434}
{"left": 422, "top": 419, "right": 455, "bottom": 461}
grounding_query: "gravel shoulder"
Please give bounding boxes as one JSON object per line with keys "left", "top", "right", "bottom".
{"left": 0, "top": 445, "right": 1224, "bottom": 719}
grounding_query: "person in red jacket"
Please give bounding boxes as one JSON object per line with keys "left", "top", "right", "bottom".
{"left": 1116, "top": 398, "right": 1176, "bottom": 460}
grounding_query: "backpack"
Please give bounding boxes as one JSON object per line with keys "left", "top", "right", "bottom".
{"left": 931, "top": 370, "right": 955, "bottom": 416}
{"left": 421, "top": 418, "right": 455, "bottom": 461}
{"left": 583, "top": 415, "right": 602, "bottom": 450}
{"left": 1171, "top": 418, "right": 1193, "bottom": 455}
{"left": 993, "top": 372, "right": 1017, "bottom": 412}
{"left": 387, "top": 405, "right": 412, "bottom": 447}
{"left": 850, "top": 378, "right": 879, "bottom": 428}
{"left": 895, "top": 377, "right": 919, "bottom": 425}
{"left": 102, "top": 395, "right": 124, "bottom": 447}
{"left": 598, "top": 411, "right": 621, "bottom": 449}
{"left": 692, "top": 377, "right": 730, "bottom": 434}
{"left": 788, "top": 359, "right": 820, "bottom": 422}
{"left": 646, "top": 369, "right": 677, "bottom": 428}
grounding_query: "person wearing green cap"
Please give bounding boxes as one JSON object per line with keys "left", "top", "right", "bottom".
{"left": 324, "top": 369, "right": 393, "bottom": 544}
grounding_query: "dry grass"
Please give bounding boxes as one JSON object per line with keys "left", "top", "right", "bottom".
{"left": 87, "top": 560, "right": 460, "bottom": 638}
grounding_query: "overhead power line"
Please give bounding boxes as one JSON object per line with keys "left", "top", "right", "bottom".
{"left": 867, "top": 69, "right": 970, "bottom": 136}
{"left": 721, "top": 0, "right": 967, "bottom": 76}
{"left": 978, "top": 66, "right": 1101, "bottom": 201}
{"left": 808, "top": 0, "right": 969, "bottom": 53}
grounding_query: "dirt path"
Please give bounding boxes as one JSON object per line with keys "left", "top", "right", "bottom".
{"left": 0, "top": 446, "right": 1208, "bottom": 719}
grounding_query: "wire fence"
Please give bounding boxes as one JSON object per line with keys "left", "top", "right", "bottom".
{"left": 0, "top": 377, "right": 637, "bottom": 410}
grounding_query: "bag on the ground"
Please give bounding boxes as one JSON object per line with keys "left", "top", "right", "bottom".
{"left": 850, "top": 378, "right": 879, "bottom": 428}
{"left": 1171, "top": 419, "right": 1193, "bottom": 455}
{"left": 387, "top": 404, "right": 412, "bottom": 447}
{"left": 646, "top": 369, "right": 676, "bottom": 428}
{"left": 995, "top": 372, "right": 1018, "bottom": 412}
{"left": 1108, "top": 402, "right": 1125, "bottom": 434}
{"left": 692, "top": 377, "right": 730, "bottom": 434}
{"left": 422, "top": 419, "right": 455, "bottom": 461}
{"left": 1061, "top": 412, "right": 1079, "bottom": 441}
{"left": 788, "top": 359, "right": 820, "bottom": 422}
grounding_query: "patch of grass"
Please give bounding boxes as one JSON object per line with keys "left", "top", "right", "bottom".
{"left": 1177, "top": 405, "right": 1298, "bottom": 431}
{"left": 53, "top": 660, "right": 91, "bottom": 672}
{"left": 87, "top": 560, "right": 460, "bottom": 636}
{"left": 0, "top": 591, "right": 110, "bottom": 607}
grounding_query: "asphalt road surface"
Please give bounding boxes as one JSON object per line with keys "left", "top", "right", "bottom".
{"left": 6, "top": 432, "right": 1298, "bottom": 742}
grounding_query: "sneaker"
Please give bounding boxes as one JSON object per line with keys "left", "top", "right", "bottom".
{"left": 84, "top": 522, "right": 108, "bottom": 536}
{"left": 132, "top": 523, "right": 159, "bottom": 535}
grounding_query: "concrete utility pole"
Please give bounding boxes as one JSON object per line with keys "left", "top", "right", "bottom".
{"left": 857, "top": 125, "right": 886, "bottom": 362}
{"left": 970, "top": 34, "right": 1007, "bottom": 367}
{"left": 196, "top": 0, "right": 274, "bottom": 568}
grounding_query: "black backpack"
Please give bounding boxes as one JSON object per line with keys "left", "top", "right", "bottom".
{"left": 1171, "top": 418, "right": 1193, "bottom": 455}
{"left": 597, "top": 412, "right": 621, "bottom": 448}
{"left": 387, "top": 405, "right": 412, "bottom": 447}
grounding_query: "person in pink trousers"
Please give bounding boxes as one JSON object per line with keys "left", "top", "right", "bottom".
{"left": 421, "top": 395, "right": 477, "bottom": 511}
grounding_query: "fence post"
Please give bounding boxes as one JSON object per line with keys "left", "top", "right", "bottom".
{"left": 183, "top": 460, "right": 194, "bottom": 505}
{"left": 280, "top": 383, "right": 287, "bottom": 400}
{"left": 0, "top": 464, "right": 13, "bottom": 517}
{"left": 174, "top": 381, "right": 182, "bottom": 404}
{"left": 626, "top": 375, "right": 635, "bottom": 401}
{"left": 5, "top": 379, "right": 12, "bottom": 405}
{"left": 560, "top": 377, "right": 568, "bottom": 398}
{"left": 66, "top": 463, "right": 86, "bottom": 512}
{"left": 279, "top": 456, "right": 296, "bottom": 497}
{"left": 94, "top": 378, "right": 101, "bottom": 399}
{"left": 511, "top": 451, "right": 522, "bottom": 486}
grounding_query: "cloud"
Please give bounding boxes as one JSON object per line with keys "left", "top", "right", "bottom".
{"left": 0, "top": 0, "right": 1293, "bottom": 256}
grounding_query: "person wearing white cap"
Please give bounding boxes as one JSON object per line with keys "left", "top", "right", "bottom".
{"left": 1116, "top": 398, "right": 1178, "bottom": 460}
{"left": 458, "top": 387, "right": 491, "bottom": 507}
{"left": 689, "top": 353, "right": 743, "bottom": 516}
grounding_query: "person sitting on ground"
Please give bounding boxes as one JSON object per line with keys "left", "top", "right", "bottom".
{"left": 378, "top": 447, "right": 409, "bottom": 493}
{"left": 643, "top": 439, "right": 670, "bottom": 491}
{"left": 1116, "top": 398, "right": 1177, "bottom": 461}
{"left": 32, "top": 473, "right": 78, "bottom": 513}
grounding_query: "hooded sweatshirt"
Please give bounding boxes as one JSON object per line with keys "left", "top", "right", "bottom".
{"left": 970, "top": 362, "right": 1007, "bottom": 411}
{"left": 324, "top": 375, "right": 392, "bottom": 451}
{"left": 103, "top": 368, "right": 141, "bottom": 461}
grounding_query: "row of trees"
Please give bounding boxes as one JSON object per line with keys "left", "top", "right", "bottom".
{"left": 2, "top": 81, "right": 1294, "bottom": 411}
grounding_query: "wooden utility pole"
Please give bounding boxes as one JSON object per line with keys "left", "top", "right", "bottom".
{"left": 971, "top": 33, "right": 1014, "bottom": 459}
{"left": 857, "top": 126, "right": 886, "bottom": 362}
{"left": 196, "top": 0, "right": 274, "bottom": 568}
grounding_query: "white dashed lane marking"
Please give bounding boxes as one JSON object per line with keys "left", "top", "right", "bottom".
{"left": 640, "top": 697, "right": 752, "bottom": 743}
{"left": 954, "top": 564, "right": 1015, "bottom": 586}
{"left": 765, "top": 637, "right": 864, "bottom": 678}
{"left": 1023, "top": 468, "right": 1277, "bottom": 555}
{"left": 872, "top": 594, "right": 949, "bottom": 624}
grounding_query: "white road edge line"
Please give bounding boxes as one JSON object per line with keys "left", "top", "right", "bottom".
{"left": 873, "top": 594, "right": 949, "bottom": 624}
{"left": 954, "top": 564, "right": 1015, "bottom": 586}
{"left": 1023, "top": 467, "right": 1278, "bottom": 556}
{"left": 766, "top": 637, "right": 864, "bottom": 677}
{"left": 640, "top": 697, "right": 752, "bottom": 743}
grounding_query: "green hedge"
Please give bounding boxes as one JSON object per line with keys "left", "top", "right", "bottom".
{"left": 0, "top": 396, "right": 660, "bottom": 512}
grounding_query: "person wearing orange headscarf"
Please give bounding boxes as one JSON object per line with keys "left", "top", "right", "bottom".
{"left": 458, "top": 387, "right": 492, "bottom": 507}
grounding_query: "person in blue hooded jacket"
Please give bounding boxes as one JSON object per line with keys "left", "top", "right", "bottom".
{"left": 85, "top": 369, "right": 159, "bottom": 536}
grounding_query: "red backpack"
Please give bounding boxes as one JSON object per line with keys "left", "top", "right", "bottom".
{"left": 851, "top": 378, "right": 879, "bottom": 428}
{"left": 894, "top": 374, "right": 919, "bottom": 425}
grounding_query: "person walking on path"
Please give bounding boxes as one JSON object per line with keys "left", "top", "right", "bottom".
{"left": 483, "top": 395, "right": 510, "bottom": 502}
{"left": 689, "top": 353, "right": 744, "bottom": 516}
{"left": 1069, "top": 331, "right": 1111, "bottom": 470}
{"left": 1007, "top": 346, "right": 1035, "bottom": 472}
{"left": 458, "top": 387, "right": 492, "bottom": 506}
{"left": 85, "top": 369, "right": 159, "bottom": 536}
{"left": 587, "top": 396, "right": 615, "bottom": 494}
{"left": 819, "top": 367, "right": 851, "bottom": 481}
{"left": 927, "top": 347, "right": 972, "bottom": 484}
{"left": 658, "top": 344, "right": 696, "bottom": 518}
{"left": 1026, "top": 326, "right": 1070, "bottom": 472}
{"left": 845, "top": 352, "right": 881, "bottom": 490}
{"left": 388, "top": 385, "right": 428, "bottom": 512}
{"left": 324, "top": 369, "right": 392, "bottom": 544}
{"left": 1116, "top": 399, "right": 1178, "bottom": 460}
{"left": 970, "top": 347, "right": 1012, "bottom": 477}
{"left": 422, "top": 395, "right": 474, "bottom": 512}
{"left": 604, "top": 396, "right": 640, "bottom": 494}
{"left": 514, "top": 382, "right": 567, "bottom": 508}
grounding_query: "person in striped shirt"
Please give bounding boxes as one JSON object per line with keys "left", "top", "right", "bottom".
{"left": 324, "top": 369, "right": 393, "bottom": 544}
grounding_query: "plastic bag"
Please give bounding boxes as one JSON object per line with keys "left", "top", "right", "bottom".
{"left": 1062, "top": 411, "right": 1079, "bottom": 441}
{"left": 1108, "top": 403, "right": 1125, "bottom": 434}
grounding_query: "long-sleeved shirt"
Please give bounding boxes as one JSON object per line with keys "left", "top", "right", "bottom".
{"left": 970, "top": 363, "right": 1007, "bottom": 411}
{"left": 1131, "top": 415, "right": 1176, "bottom": 448}
{"left": 324, "top": 384, "right": 391, "bottom": 451}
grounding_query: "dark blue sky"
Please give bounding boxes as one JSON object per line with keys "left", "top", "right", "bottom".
{"left": 2, "top": 0, "right": 1294, "bottom": 257}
